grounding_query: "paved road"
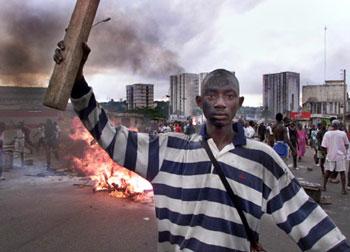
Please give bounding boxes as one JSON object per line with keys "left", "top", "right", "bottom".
{"left": 1, "top": 146, "right": 349, "bottom": 252}
{"left": 0, "top": 174, "right": 157, "bottom": 252}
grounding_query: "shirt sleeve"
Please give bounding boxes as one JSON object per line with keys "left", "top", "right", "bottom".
{"left": 70, "top": 79, "right": 167, "bottom": 182}
{"left": 321, "top": 132, "right": 328, "bottom": 148}
{"left": 265, "top": 169, "right": 349, "bottom": 251}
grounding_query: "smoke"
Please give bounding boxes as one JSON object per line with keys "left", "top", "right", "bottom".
{"left": 88, "top": 8, "right": 185, "bottom": 78}
{"left": 0, "top": 1, "right": 66, "bottom": 86}
{"left": 1, "top": 1, "right": 210, "bottom": 87}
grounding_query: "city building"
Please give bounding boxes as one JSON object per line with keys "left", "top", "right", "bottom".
{"left": 263, "top": 71, "right": 300, "bottom": 116}
{"left": 126, "top": 84, "right": 154, "bottom": 110}
{"left": 169, "top": 73, "right": 199, "bottom": 118}
{"left": 302, "top": 80, "right": 348, "bottom": 124}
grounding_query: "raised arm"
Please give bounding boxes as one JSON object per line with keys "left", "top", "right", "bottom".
{"left": 54, "top": 42, "right": 166, "bottom": 181}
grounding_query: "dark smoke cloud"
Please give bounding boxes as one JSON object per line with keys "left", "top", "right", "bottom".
{"left": 0, "top": 0, "right": 230, "bottom": 87}
{"left": 2, "top": 1, "right": 221, "bottom": 87}
{"left": 0, "top": 1, "right": 67, "bottom": 86}
{"left": 88, "top": 8, "right": 184, "bottom": 78}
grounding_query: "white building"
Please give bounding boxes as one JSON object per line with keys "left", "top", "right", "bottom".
{"left": 169, "top": 73, "right": 199, "bottom": 118}
{"left": 126, "top": 84, "right": 154, "bottom": 110}
{"left": 302, "top": 80, "right": 347, "bottom": 116}
{"left": 263, "top": 71, "right": 300, "bottom": 116}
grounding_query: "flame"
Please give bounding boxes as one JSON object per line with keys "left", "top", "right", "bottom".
{"left": 68, "top": 117, "right": 153, "bottom": 202}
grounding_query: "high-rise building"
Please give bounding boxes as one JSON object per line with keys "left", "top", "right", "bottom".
{"left": 126, "top": 83, "right": 154, "bottom": 110}
{"left": 263, "top": 71, "right": 300, "bottom": 116}
{"left": 169, "top": 73, "right": 198, "bottom": 117}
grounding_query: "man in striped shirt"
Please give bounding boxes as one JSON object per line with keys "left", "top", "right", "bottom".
{"left": 54, "top": 42, "right": 349, "bottom": 251}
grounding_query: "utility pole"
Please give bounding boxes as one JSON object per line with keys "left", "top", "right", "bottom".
{"left": 324, "top": 26, "right": 327, "bottom": 84}
{"left": 343, "top": 69, "right": 347, "bottom": 123}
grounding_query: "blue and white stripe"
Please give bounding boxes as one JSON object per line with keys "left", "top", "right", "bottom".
{"left": 71, "top": 85, "right": 349, "bottom": 251}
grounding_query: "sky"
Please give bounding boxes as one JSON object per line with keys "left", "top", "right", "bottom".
{"left": 0, "top": 0, "right": 350, "bottom": 107}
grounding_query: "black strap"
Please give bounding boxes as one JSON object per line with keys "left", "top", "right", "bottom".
{"left": 201, "top": 139, "right": 258, "bottom": 245}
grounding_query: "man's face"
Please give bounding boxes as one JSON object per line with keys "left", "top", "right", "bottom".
{"left": 196, "top": 84, "right": 244, "bottom": 128}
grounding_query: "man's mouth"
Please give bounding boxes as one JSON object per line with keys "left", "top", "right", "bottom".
{"left": 212, "top": 113, "right": 228, "bottom": 120}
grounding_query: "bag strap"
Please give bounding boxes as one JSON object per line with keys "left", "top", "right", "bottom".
{"left": 201, "top": 139, "right": 258, "bottom": 245}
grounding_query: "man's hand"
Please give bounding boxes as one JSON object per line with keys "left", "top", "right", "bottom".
{"left": 53, "top": 40, "right": 65, "bottom": 64}
{"left": 53, "top": 40, "right": 91, "bottom": 81}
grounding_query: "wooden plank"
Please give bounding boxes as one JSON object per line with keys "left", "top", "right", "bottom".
{"left": 43, "top": 0, "right": 100, "bottom": 110}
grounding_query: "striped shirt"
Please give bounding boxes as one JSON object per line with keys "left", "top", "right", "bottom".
{"left": 71, "top": 81, "right": 349, "bottom": 251}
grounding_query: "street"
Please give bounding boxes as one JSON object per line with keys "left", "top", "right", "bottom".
{"left": 0, "top": 146, "right": 349, "bottom": 252}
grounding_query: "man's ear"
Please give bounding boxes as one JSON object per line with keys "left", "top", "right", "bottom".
{"left": 238, "top": 96, "right": 244, "bottom": 107}
{"left": 196, "top": 96, "right": 202, "bottom": 108}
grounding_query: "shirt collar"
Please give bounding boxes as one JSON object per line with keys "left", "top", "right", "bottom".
{"left": 200, "top": 122, "right": 247, "bottom": 146}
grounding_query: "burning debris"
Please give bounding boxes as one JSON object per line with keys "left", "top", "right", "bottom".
{"left": 64, "top": 117, "right": 153, "bottom": 202}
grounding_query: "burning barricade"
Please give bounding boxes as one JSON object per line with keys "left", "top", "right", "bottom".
{"left": 62, "top": 116, "right": 153, "bottom": 202}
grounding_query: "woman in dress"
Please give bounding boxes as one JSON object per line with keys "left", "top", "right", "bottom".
{"left": 297, "top": 123, "right": 307, "bottom": 161}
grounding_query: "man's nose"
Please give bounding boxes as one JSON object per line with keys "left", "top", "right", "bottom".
{"left": 214, "top": 95, "right": 226, "bottom": 108}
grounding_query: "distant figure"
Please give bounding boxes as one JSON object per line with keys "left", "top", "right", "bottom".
{"left": 310, "top": 124, "right": 319, "bottom": 164}
{"left": 272, "top": 113, "right": 296, "bottom": 159}
{"left": 257, "top": 122, "right": 266, "bottom": 142}
{"left": 15, "top": 124, "right": 25, "bottom": 168}
{"left": 316, "top": 122, "right": 327, "bottom": 175}
{"left": 265, "top": 123, "right": 274, "bottom": 147}
{"left": 174, "top": 123, "right": 182, "bottom": 133}
{"left": 35, "top": 123, "right": 46, "bottom": 153}
{"left": 321, "top": 120, "right": 349, "bottom": 194}
{"left": 288, "top": 121, "right": 298, "bottom": 169}
{"left": 44, "top": 119, "right": 60, "bottom": 170}
{"left": 296, "top": 123, "right": 307, "bottom": 161}
{"left": 244, "top": 120, "right": 255, "bottom": 139}
{"left": 184, "top": 120, "right": 195, "bottom": 136}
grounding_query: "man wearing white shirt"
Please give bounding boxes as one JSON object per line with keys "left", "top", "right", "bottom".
{"left": 244, "top": 120, "right": 255, "bottom": 139}
{"left": 321, "top": 120, "right": 349, "bottom": 194}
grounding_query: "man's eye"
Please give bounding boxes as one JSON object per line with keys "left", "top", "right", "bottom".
{"left": 207, "top": 95, "right": 216, "bottom": 99}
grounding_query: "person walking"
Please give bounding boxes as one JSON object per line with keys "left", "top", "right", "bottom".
{"left": 288, "top": 121, "right": 298, "bottom": 169}
{"left": 272, "top": 113, "right": 295, "bottom": 160}
{"left": 296, "top": 123, "right": 307, "bottom": 161}
{"left": 310, "top": 124, "right": 319, "bottom": 164}
{"left": 257, "top": 122, "right": 266, "bottom": 142}
{"left": 316, "top": 122, "right": 327, "bottom": 175}
{"left": 244, "top": 120, "right": 255, "bottom": 139}
{"left": 321, "top": 120, "right": 349, "bottom": 194}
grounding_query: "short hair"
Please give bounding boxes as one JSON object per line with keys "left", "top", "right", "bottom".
{"left": 332, "top": 119, "right": 340, "bottom": 128}
{"left": 201, "top": 69, "right": 239, "bottom": 95}
{"left": 275, "top": 113, "right": 283, "bottom": 121}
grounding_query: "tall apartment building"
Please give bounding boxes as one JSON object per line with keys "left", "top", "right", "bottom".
{"left": 169, "top": 73, "right": 199, "bottom": 117}
{"left": 126, "top": 83, "right": 154, "bottom": 110}
{"left": 302, "top": 80, "right": 347, "bottom": 116}
{"left": 263, "top": 71, "right": 300, "bottom": 116}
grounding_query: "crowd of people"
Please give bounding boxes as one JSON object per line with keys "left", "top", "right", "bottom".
{"left": 153, "top": 119, "right": 198, "bottom": 136}
{"left": 241, "top": 114, "right": 350, "bottom": 194}
{"left": 0, "top": 119, "right": 61, "bottom": 180}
